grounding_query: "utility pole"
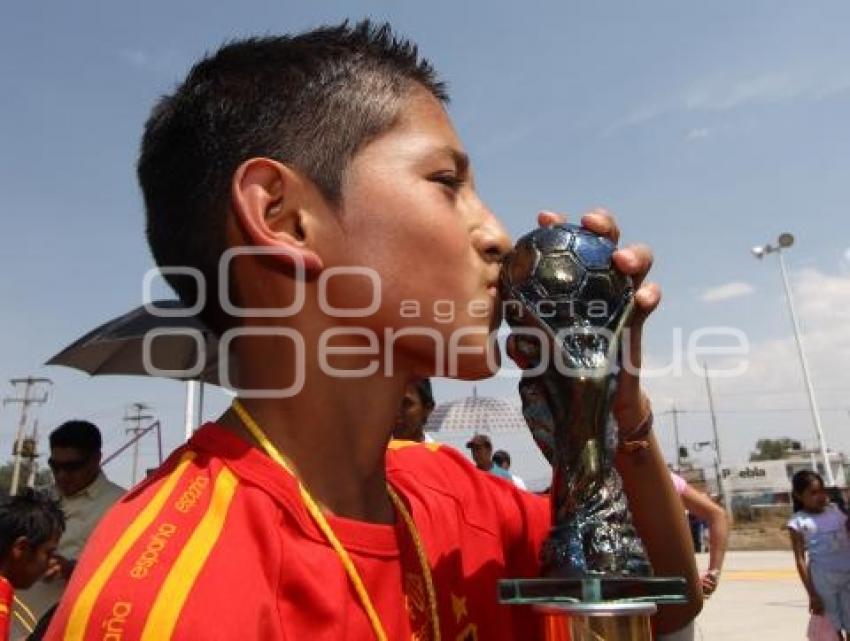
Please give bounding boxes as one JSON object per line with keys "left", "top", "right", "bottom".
{"left": 703, "top": 363, "right": 731, "bottom": 518}
{"left": 25, "top": 420, "right": 40, "bottom": 489}
{"left": 123, "top": 403, "right": 154, "bottom": 486}
{"left": 3, "top": 377, "right": 51, "bottom": 495}
{"left": 659, "top": 404, "right": 687, "bottom": 469}
{"left": 671, "top": 403, "right": 682, "bottom": 469}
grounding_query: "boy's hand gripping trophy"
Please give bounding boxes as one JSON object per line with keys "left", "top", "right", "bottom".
{"left": 498, "top": 224, "right": 687, "bottom": 640}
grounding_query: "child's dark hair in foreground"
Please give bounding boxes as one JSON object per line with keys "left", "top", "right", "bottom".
{"left": 0, "top": 489, "right": 65, "bottom": 589}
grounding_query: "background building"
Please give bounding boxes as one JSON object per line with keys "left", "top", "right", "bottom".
{"left": 697, "top": 450, "right": 849, "bottom": 518}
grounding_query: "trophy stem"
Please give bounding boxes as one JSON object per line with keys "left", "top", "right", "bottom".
{"left": 536, "top": 602, "right": 656, "bottom": 641}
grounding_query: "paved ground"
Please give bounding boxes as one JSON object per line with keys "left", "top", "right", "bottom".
{"left": 693, "top": 550, "right": 812, "bottom": 641}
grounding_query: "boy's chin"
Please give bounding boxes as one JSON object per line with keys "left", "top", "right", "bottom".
{"left": 452, "top": 348, "right": 502, "bottom": 381}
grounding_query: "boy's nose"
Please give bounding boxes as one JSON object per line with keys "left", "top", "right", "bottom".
{"left": 474, "top": 212, "right": 512, "bottom": 264}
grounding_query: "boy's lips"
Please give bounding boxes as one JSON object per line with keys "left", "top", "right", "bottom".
{"left": 489, "top": 285, "right": 504, "bottom": 328}
{"left": 486, "top": 272, "right": 501, "bottom": 297}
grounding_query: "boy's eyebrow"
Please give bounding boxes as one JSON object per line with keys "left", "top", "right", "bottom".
{"left": 427, "top": 145, "right": 470, "bottom": 174}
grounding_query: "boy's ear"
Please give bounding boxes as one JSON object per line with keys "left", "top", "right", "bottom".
{"left": 10, "top": 535, "right": 30, "bottom": 560}
{"left": 230, "top": 158, "right": 325, "bottom": 272}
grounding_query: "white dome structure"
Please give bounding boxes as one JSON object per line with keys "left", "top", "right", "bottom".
{"left": 425, "top": 394, "right": 527, "bottom": 434}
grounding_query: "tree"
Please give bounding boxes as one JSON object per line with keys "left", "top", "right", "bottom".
{"left": 749, "top": 438, "right": 803, "bottom": 461}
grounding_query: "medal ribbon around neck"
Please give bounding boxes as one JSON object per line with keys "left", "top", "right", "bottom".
{"left": 231, "top": 399, "right": 441, "bottom": 641}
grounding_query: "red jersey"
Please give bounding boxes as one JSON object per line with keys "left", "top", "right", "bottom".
{"left": 0, "top": 576, "right": 12, "bottom": 641}
{"left": 45, "top": 424, "right": 549, "bottom": 641}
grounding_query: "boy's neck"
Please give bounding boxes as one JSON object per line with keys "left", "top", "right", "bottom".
{"left": 220, "top": 399, "right": 396, "bottom": 524}
{"left": 218, "top": 370, "right": 410, "bottom": 525}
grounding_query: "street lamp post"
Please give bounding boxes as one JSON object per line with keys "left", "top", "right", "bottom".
{"left": 752, "top": 233, "right": 835, "bottom": 486}
{"left": 693, "top": 440, "right": 723, "bottom": 503}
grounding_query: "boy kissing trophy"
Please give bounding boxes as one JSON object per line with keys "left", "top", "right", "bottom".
{"left": 499, "top": 224, "right": 688, "bottom": 640}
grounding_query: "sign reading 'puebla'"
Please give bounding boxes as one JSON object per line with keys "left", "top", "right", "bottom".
{"left": 721, "top": 462, "right": 792, "bottom": 493}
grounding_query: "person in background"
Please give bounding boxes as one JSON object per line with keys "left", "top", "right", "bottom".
{"left": 492, "top": 449, "right": 527, "bottom": 490}
{"left": 392, "top": 378, "right": 435, "bottom": 443}
{"left": 672, "top": 474, "right": 728, "bottom": 597}
{"left": 44, "top": 421, "right": 125, "bottom": 582}
{"left": 788, "top": 470, "right": 850, "bottom": 640}
{"left": 658, "top": 472, "right": 730, "bottom": 641}
{"left": 13, "top": 421, "right": 124, "bottom": 637}
{"left": 466, "top": 434, "right": 512, "bottom": 481}
{"left": 0, "top": 490, "right": 65, "bottom": 641}
{"left": 687, "top": 512, "right": 704, "bottom": 553}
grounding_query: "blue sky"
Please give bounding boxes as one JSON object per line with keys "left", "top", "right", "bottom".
{"left": 2, "top": 1, "right": 849, "bottom": 487}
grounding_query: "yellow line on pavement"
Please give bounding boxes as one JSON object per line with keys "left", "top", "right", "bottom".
{"left": 723, "top": 569, "right": 797, "bottom": 581}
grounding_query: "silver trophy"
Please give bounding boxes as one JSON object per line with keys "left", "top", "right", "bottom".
{"left": 498, "top": 224, "right": 686, "bottom": 640}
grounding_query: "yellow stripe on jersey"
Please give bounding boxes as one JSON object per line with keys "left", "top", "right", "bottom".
{"left": 13, "top": 610, "right": 34, "bottom": 634}
{"left": 388, "top": 439, "right": 441, "bottom": 452}
{"left": 13, "top": 595, "right": 36, "bottom": 626}
{"left": 63, "top": 451, "right": 197, "bottom": 641}
{"left": 139, "top": 466, "right": 238, "bottom": 641}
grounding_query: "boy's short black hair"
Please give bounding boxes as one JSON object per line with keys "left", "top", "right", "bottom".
{"left": 492, "top": 449, "right": 511, "bottom": 467}
{"left": 140, "top": 20, "right": 447, "bottom": 334}
{"left": 0, "top": 489, "right": 65, "bottom": 559}
{"left": 49, "top": 420, "right": 102, "bottom": 455}
{"left": 413, "top": 378, "right": 435, "bottom": 410}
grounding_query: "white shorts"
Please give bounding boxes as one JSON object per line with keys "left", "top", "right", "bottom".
{"left": 811, "top": 565, "right": 850, "bottom": 632}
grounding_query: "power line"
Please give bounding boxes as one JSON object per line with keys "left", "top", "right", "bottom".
{"left": 707, "top": 386, "right": 850, "bottom": 398}
{"left": 661, "top": 406, "right": 850, "bottom": 415}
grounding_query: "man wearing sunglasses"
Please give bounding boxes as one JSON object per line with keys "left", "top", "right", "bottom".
{"left": 13, "top": 421, "right": 124, "bottom": 638}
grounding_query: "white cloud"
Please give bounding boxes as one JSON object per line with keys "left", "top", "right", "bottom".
{"left": 118, "top": 49, "right": 184, "bottom": 76}
{"left": 683, "top": 72, "right": 801, "bottom": 112}
{"left": 474, "top": 121, "right": 538, "bottom": 156}
{"left": 609, "top": 67, "right": 850, "bottom": 133}
{"left": 700, "top": 281, "right": 755, "bottom": 303}
{"left": 606, "top": 101, "right": 672, "bottom": 132}
{"left": 118, "top": 49, "right": 151, "bottom": 69}
{"left": 685, "top": 127, "right": 710, "bottom": 141}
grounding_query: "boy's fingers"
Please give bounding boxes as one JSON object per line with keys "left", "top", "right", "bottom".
{"left": 505, "top": 335, "right": 527, "bottom": 368}
{"left": 537, "top": 210, "right": 567, "bottom": 227}
{"left": 580, "top": 209, "right": 620, "bottom": 243}
{"left": 621, "top": 285, "right": 661, "bottom": 378}
{"left": 632, "top": 282, "right": 662, "bottom": 324}
{"left": 537, "top": 208, "right": 622, "bottom": 246}
{"left": 506, "top": 333, "right": 542, "bottom": 369}
{"left": 582, "top": 208, "right": 621, "bottom": 242}
{"left": 613, "top": 243, "right": 653, "bottom": 288}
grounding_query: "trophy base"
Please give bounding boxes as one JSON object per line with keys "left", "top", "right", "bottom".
{"left": 499, "top": 577, "right": 688, "bottom": 641}
{"left": 537, "top": 602, "right": 656, "bottom": 641}
{"left": 499, "top": 576, "right": 688, "bottom": 605}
